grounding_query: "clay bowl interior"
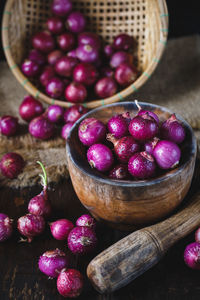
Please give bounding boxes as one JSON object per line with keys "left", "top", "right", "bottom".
{"left": 66, "top": 101, "right": 197, "bottom": 231}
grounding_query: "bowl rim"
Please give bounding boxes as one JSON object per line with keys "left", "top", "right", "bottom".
{"left": 66, "top": 101, "right": 197, "bottom": 187}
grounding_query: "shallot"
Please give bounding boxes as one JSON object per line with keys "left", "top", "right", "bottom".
{"left": 28, "top": 161, "right": 51, "bottom": 218}
{"left": 67, "top": 49, "right": 77, "bottom": 58}
{"left": 78, "top": 118, "right": 106, "bottom": 146}
{"left": 57, "top": 269, "right": 84, "bottom": 298}
{"left": 55, "top": 56, "right": 78, "bottom": 77}
{"left": 57, "top": 32, "right": 76, "bottom": 52}
{"left": 63, "top": 105, "right": 88, "bottom": 123}
{"left": 160, "top": 114, "right": 185, "bottom": 144}
{"left": 65, "top": 82, "right": 87, "bottom": 103}
{"left": 110, "top": 51, "right": 132, "bottom": 68}
{"left": 47, "top": 16, "right": 64, "bottom": 35}
{"left": 113, "top": 33, "right": 135, "bottom": 51}
{"left": 107, "top": 114, "right": 128, "bottom": 138}
{"left": 50, "top": 219, "right": 74, "bottom": 240}
{"left": 128, "top": 151, "right": 156, "bottom": 179}
{"left": 153, "top": 140, "right": 181, "bottom": 169}
{"left": 67, "top": 226, "right": 97, "bottom": 254}
{"left": 0, "top": 213, "right": 13, "bottom": 242}
{"left": 0, "top": 152, "right": 25, "bottom": 179}
{"left": 107, "top": 134, "right": 140, "bottom": 163}
{"left": 144, "top": 137, "right": 160, "bottom": 155}
{"left": 76, "top": 214, "right": 96, "bottom": 231}
{"left": 109, "top": 164, "right": 129, "bottom": 180}
{"left": 95, "top": 77, "right": 117, "bottom": 99}
{"left": 39, "top": 249, "right": 69, "bottom": 278}
{"left": 0, "top": 115, "right": 18, "bottom": 136}
{"left": 135, "top": 100, "right": 159, "bottom": 124}
{"left": 19, "top": 95, "right": 44, "bottom": 122}
{"left": 21, "top": 60, "right": 40, "bottom": 77}
{"left": 32, "top": 31, "right": 55, "bottom": 53}
{"left": 66, "top": 11, "right": 86, "bottom": 33}
{"left": 78, "top": 32, "right": 101, "bottom": 49}
{"left": 76, "top": 44, "right": 99, "bottom": 64}
{"left": 104, "top": 44, "right": 115, "bottom": 58}
{"left": 40, "top": 66, "right": 55, "bottom": 87}
{"left": 17, "top": 214, "right": 45, "bottom": 243}
{"left": 184, "top": 242, "right": 200, "bottom": 270}
{"left": 129, "top": 113, "right": 158, "bottom": 141}
{"left": 61, "top": 122, "right": 74, "bottom": 139}
{"left": 101, "top": 66, "right": 114, "bottom": 78}
{"left": 115, "top": 62, "right": 138, "bottom": 86}
{"left": 195, "top": 227, "right": 200, "bottom": 243}
{"left": 73, "top": 63, "right": 99, "bottom": 86}
{"left": 29, "top": 115, "right": 54, "bottom": 140}
{"left": 47, "top": 105, "right": 64, "bottom": 123}
{"left": 28, "top": 49, "right": 46, "bottom": 66}
{"left": 51, "top": 0, "right": 73, "bottom": 17}
{"left": 48, "top": 50, "right": 63, "bottom": 66}
{"left": 45, "top": 77, "right": 64, "bottom": 98}
{"left": 87, "top": 143, "right": 114, "bottom": 172}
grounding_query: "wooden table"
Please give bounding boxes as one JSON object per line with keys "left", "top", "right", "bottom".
{"left": 0, "top": 178, "right": 200, "bottom": 300}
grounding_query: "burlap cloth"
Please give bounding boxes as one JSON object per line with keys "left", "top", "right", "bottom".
{"left": 1, "top": 35, "right": 200, "bottom": 188}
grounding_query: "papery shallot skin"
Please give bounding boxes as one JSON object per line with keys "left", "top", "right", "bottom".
{"left": 153, "top": 140, "right": 181, "bottom": 170}
{"left": 67, "top": 226, "right": 97, "bottom": 255}
{"left": 28, "top": 190, "right": 51, "bottom": 218}
{"left": 50, "top": 219, "right": 74, "bottom": 240}
{"left": 106, "top": 134, "right": 140, "bottom": 163}
{"left": 19, "top": 95, "right": 44, "bottom": 122}
{"left": 109, "top": 164, "right": 129, "bottom": 180}
{"left": 0, "top": 116, "right": 18, "bottom": 136}
{"left": 129, "top": 114, "right": 158, "bottom": 141}
{"left": 78, "top": 118, "right": 106, "bottom": 146}
{"left": 64, "top": 105, "right": 88, "bottom": 123}
{"left": 57, "top": 269, "right": 84, "bottom": 298}
{"left": 29, "top": 115, "right": 54, "bottom": 140}
{"left": 160, "top": 114, "right": 186, "bottom": 144}
{"left": 87, "top": 143, "right": 114, "bottom": 172}
{"left": 184, "top": 242, "right": 200, "bottom": 270}
{"left": 128, "top": 151, "right": 156, "bottom": 179}
{"left": 76, "top": 214, "right": 96, "bottom": 231}
{"left": 107, "top": 114, "right": 128, "bottom": 139}
{"left": 51, "top": 0, "right": 73, "bottom": 17}
{"left": 17, "top": 214, "right": 45, "bottom": 242}
{"left": 0, "top": 152, "right": 25, "bottom": 179}
{"left": 0, "top": 213, "right": 13, "bottom": 242}
{"left": 39, "top": 249, "right": 69, "bottom": 278}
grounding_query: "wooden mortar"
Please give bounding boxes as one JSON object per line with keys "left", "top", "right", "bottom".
{"left": 66, "top": 102, "right": 197, "bottom": 230}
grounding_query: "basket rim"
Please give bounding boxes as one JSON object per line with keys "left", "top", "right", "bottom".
{"left": 2, "top": 0, "right": 169, "bottom": 108}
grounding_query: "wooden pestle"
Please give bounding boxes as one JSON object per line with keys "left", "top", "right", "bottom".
{"left": 87, "top": 191, "right": 200, "bottom": 293}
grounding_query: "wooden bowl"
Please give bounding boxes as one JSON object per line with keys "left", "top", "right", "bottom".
{"left": 66, "top": 102, "right": 197, "bottom": 230}
{"left": 2, "top": 0, "right": 168, "bottom": 108}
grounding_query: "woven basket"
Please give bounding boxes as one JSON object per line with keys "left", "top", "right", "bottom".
{"left": 2, "top": 0, "right": 168, "bottom": 108}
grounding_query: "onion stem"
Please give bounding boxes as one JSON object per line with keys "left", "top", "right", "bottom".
{"left": 37, "top": 161, "right": 47, "bottom": 188}
{"left": 135, "top": 99, "right": 141, "bottom": 110}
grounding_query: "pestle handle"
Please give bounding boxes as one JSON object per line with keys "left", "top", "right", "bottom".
{"left": 87, "top": 191, "right": 200, "bottom": 294}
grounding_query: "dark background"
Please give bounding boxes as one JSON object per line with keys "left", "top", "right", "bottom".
{"left": 0, "top": 0, "right": 200, "bottom": 60}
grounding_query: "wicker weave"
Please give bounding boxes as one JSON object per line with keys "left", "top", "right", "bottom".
{"left": 2, "top": 0, "right": 168, "bottom": 108}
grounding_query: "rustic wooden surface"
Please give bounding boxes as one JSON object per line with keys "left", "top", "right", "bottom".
{"left": 87, "top": 189, "right": 200, "bottom": 293}
{"left": 1, "top": 173, "right": 200, "bottom": 300}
